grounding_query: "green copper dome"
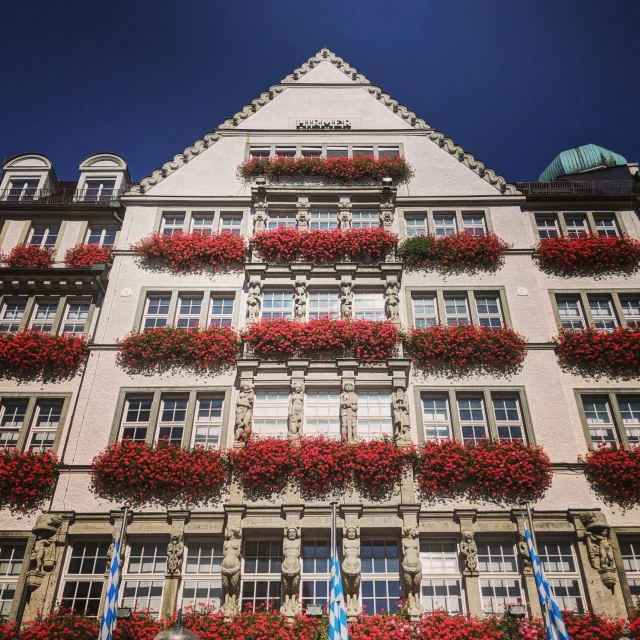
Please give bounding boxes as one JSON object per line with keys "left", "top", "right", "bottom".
{"left": 539, "top": 144, "right": 627, "bottom": 182}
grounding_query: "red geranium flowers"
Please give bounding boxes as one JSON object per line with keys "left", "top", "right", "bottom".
{"left": 0, "top": 449, "right": 57, "bottom": 514}
{"left": 582, "top": 445, "right": 640, "bottom": 510}
{"left": 64, "top": 243, "right": 112, "bottom": 268}
{"left": 2, "top": 245, "right": 54, "bottom": 268}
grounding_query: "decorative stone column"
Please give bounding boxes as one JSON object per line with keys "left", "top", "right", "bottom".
{"left": 379, "top": 201, "right": 394, "bottom": 232}
{"left": 393, "top": 383, "right": 412, "bottom": 446}
{"left": 245, "top": 279, "right": 262, "bottom": 325}
{"left": 253, "top": 201, "right": 268, "bottom": 233}
{"left": 341, "top": 505, "right": 362, "bottom": 620}
{"left": 400, "top": 505, "right": 422, "bottom": 620}
{"left": 281, "top": 525, "right": 301, "bottom": 618}
{"left": 221, "top": 506, "right": 245, "bottom": 619}
{"left": 338, "top": 197, "right": 352, "bottom": 230}
{"left": 385, "top": 279, "right": 400, "bottom": 323}
{"left": 161, "top": 511, "right": 188, "bottom": 619}
{"left": 234, "top": 377, "right": 255, "bottom": 443}
{"left": 340, "top": 280, "right": 353, "bottom": 318}
{"left": 454, "top": 510, "right": 483, "bottom": 618}
{"left": 288, "top": 379, "right": 304, "bottom": 441}
{"left": 296, "top": 197, "right": 310, "bottom": 230}
{"left": 340, "top": 377, "right": 358, "bottom": 443}
{"left": 294, "top": 279, "right": 307, "bottom": 320}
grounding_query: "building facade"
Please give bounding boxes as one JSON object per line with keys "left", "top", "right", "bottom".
{"left": 1, "top": 48, "right": 640, "bottom": 625}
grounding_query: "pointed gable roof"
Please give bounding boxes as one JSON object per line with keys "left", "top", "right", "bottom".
{"left": 129, "top": 48, "right": 518, "bottom": 195}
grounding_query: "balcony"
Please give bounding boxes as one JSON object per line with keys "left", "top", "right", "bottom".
{"left": 514, "top": 180, "right": 637, "bottom": 196}
{"left": 0, "top": 186, "right": 127, "bottom": 205}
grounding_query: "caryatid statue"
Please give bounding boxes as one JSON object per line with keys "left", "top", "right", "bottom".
{"left": 340, "top": 380, "right": 358, "bottom": 443}
{"left": 235, "top": 382, "right": 254, "bottom": 441}
{"left": 221, "top": 527, "right": 242, "bottom": 614}
{"left": 288, "top": 381, "right": 304, "bottom": 440}
{"left": 281, "top": 527, "right": 301, "bottom": 617}
{"left": 402, "top": 527, "right": 423, "bottom": 618}
{"left": 342, "top": 526, "right": 362, "bottom": 617}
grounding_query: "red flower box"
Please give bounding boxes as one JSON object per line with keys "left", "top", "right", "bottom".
{"left": 252, "top": 227, "right": 397, "bottom": 263}
{"left": 582, "top": 445, "right": 640, "bottom": 510}
{"left": 0, "top": 330, "right": 88, "bottom": 381}
{"left": 242, "top": 318, "right": 401, "bottom": 363}
{"left": 404, "top": 324, "right": 527, "bottom": 376}
{"left": 0, "top": 449, "right": 57, "bottom": 514}
{"left": 239, "top": 155, "right": 414, "bottom": 183}
{"left": 2, "top": 245, "right": 54, "bottom": 268}
{"left": 555, "top": 326, "right": 640, "bottom": 380}
{"left": 64, "top": 243, "right": 112, "bottom": 268}
{"left": 535, "top": 234, "right": 640, "bottom": 276}
{"left": 132, "top": 232, "right": 247, "bottom": 273}
{"left": 90, "top": 440, "right": 229, "bottom": 507}
{"left": 414, "top": 439, "right": 470, "bottom": 500}
{"left": 117, "top": 326, "right": 239, "bottom": 374}
{"left": 398, "top": 232, "right": 510, "bottom": 274}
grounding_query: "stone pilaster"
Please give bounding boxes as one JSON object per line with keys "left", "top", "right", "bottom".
{"left": 512, "top": 510, "right": 542, "bottom": 619}
{"left": 340, "top": 504, "right": 362, "bottom": 620}
{"left": 253, "top": 200, "right": 268, "bottom": 233}
{"left": 221, "top": 505, "right": 245, "bottom": 619}
{"left": 160, "top": 511, "right": 189, "bottom": 620}
{"left": 281, "top": 506, "right": 303, "bottom": 618}
{"left": 295, "top": 197, "right": 310, "bottom": 230}
{"left": 400, "top": 505, "right": 422, "bottom": 619}
{"left": 338, "top": 197, "right": 352, "bottom": 230}
{"left": 454, "top": 510, "right": 482, "bottom": 618}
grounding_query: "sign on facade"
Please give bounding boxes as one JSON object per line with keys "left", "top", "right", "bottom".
{"left": 296, "top": 119, "right": 352, "bottom": 130}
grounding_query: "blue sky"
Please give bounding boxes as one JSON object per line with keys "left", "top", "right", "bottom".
{"left": 2, "top": 0, "right": 638, "bottom": 182}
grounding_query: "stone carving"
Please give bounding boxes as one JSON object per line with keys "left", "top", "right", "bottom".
{"left": 338, "top": 203, "right": 352, "bottom": 230}
{"left": 342, "top": 526, "right": 362, "bottom": 617}
{"left": 281, "top": 526, "right": 301, "bottom": 617}
{"left": 296, "top": 202, "right": 311, "bottom": 230}
{"left": 518, "top": 534, "right": 532, "bottom": 573}
{"left": 460, "top": 531, "right": 478, "bottom": 576}
{"left": 166, "top": 534, "right": 184, "bottom": 577}
{"left": 235, "top": 382, "right": 255, "bottom": 441}
{"left": 402, "top": 527, "right": 423, "bottom": 618}
{"left": 341, "top": 381, "right": 358, "bottom": 443}
{"left": 580, "top": 514, "right": 617, "bottom": 590}
{"left": 253, "top": 202, "right": 268, "bottom": 233}
{"left": 26, "top": 515, "right": 63, "bottom": 591}
{"left": 385, "top": 280, "right": 400, "bottom": 321}
{"left": 221, "top": 527, "right": 242, "bottom": 614}
{"left": 379, "top": 204, "right": 394, "bottom": 231}
{"left": 105, "top": 537, "right": 116, "bottom": 577}
{"left": 340, "top": 281, "right": 353, "bottom": 318}
{"left": 393, "top": 385, "right": 411, "bottom": 444}
{"left": 288, "top": 381, "right": 304, "bottom": 440}
{"left": 294, "top": 280, "right": 307, "bottom": 320}
{"left": 246, "top": 280, "right": 262, "bottom": 323}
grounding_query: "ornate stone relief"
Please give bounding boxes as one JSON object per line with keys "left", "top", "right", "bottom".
{"left": 460, "top": 531, "right": 479, "bottom": 576}
{"left": 296, "top": 199, "right": 311, "bottom": 230}
{"left": 26, "top": 515, "right": 63, "bottom": 592}
{"left": 379, "top": 203, "right": 394, "bottom": 231}
{"left": 166, "top": 534, "right": 184, "bottom": 578}
{"left": 294, "top": 280, "right": 307, "bottom": 320}
{"left": 385, "top": 280, "right": 400, "bottom": 321}
{"left": 340, "top": 280, "right": 352, "bottom": 318}
{"left": 393, "top": 384, "right": 411, "bottom": 444}
{"left": 221, "top": 526, "right": 242, "bottom": 615}
{"left": 402, "top": 527, "right": 423, "bottom": 618}
{"left": 342, "top": 526, "right": 362, "bottom": 618}
{"left": 518, "top": 534, "right": 532, "bottom": 574}
{"left": 580, "top": 514, "right": 617, "bottom": 591}
{"left": 340, "top": 379, "right": 358, "bottom": 444}
{"left": 235, "top": 381, "right": 255, "bottom": 441}
{"left": 288, "top": 380, "right": 304, "bottom": 440}
{"left": 338, "top": 198, "right": 352, "bottom": 230}
{"left": 253, "top": 202, "right": 268, "bottom": 233}
{"left": 246, "top": 279, "right": 262, "bottom": 323}
{"left": 281, "top": 526, "right": 301, "bottom": 617}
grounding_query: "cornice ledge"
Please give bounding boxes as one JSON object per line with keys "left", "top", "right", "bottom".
{"left": 281, "top": 47, "right": 370, "bottom": 84}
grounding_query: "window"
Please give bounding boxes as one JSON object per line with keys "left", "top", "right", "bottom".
{"left": 579, "top": 393, "right": 640, "bottom": 448}
{"left": 301, "top": 147, "right": 322, "bottom": 158}
{"left": 242, "top": 540, "right": 282, "bottom": 610}
{"left": 493, "top": 398, "right": 525, "bottom": 442}
{"left": 475, "top": 295, "right": 502, "bottom": 330}
{"left": 310, "top": 211, "right": 338, "bottom": 230}
{"left": 557, "top": 298, "right": 585, "bottom": 329}
{"left": 621, "top": 298, "right": 640, "bottom": 328}
{"left": 121, "top": 541, "right": 165, "bottom": 616}
{"left": 157, "top": 398, "right": 187, "bottom": 445}
{"left": 84, "top": 179, "right": 116, "bottom": 202}
{"left": 462, "top": 213, "right": 486, "bottom": 235}
{"left": 378, "top": 146, "right": 399, "bottom": 158}
{"left": 208, "top": 296, "right": 234, "bottom": 328}
{"left": 29, "top": 300, "right": 58, "bottom": 333}
{"left": 120, "top": 397, "right": 153, "bottom": 442}
{"left": 478, "top": 541, "right": 523, "bottom": 614}
{"left": 275, "top": 147, "right": 296, "bottom": 158}
{"left": 60, "top": 541, "right": 109, "bottom": 616}
{"left": 301, "top": 540, "right": 330, "bottom": 609}
{"left": 7, "top": 179, "right": 39, "bottom": 202}
{"left": 190, "top": 214, "right": 215, "bottom": 236}
{"left": 412, "top": 295, "right": 438, "bottom": 327}
{"left": 619, "top": 399, "right": 640, "bottom": 445}
{"left": 420, "top": 541, "right": 463, "bottom": 614}
{"left": 536, "top": 216, "right": 560, "bottom": 239}
{"left": 0, "top": 301, "right": 26, "bottom": 332}
{"left": 181, "top": 540, "right": 223, "bottom": 610}
{"left": 308, "top": 291, "right": 340, "bottom": 319}
{"left": 0, "top": 400, "right": 28, "bottom": 448}
{"left": 87, "top": 226, "right": 117, "bottom": 247}
{"left": 583, "top": 399, "right": 617, "bottom": 446}
{"left": 536, "top": 212, "right": 623, "bottom": 238}
{"left": 457, "top": 397, "right": 488, "bottom": 445}
{"left": 261, "top": 291, "right": 294, "bottom": 320}
{"left": 249, "top": 147, "right": 270, "bottom": 159}
{"left": 352, "top": 147, "right": 374, "bottom": 158}
{"left": 537, "top": 541, "right": 584, "bottom": 612}
{"left": 327, "top": 147, "right": 348, "bottom": 158}
{"left": 304, "top": 391, "right": 340, "bottom": 437}
{"left": 353, "top": 291, "right": 385, "bottom": 320}
{"left": 0, "top": 543, "right": 25, "bottom": 616}
{"left": 589, "top": 298, "right": 617, "bottom": 330}
{"left": 62, "top": 302, "right": 90, "bottom": 334}
{"left": 444, "top": 296, "right": 470, "bottom": 325}
{"left": 565, "top": 215, "right": 589, "bottom": 238}
{"left": 357, "top": 391, "right": 392, "bottom": 440}
{"left": 220, "top": 214, "right": 242, "bottom": 236}
{"left": 351, "top": 211, "right": 379, "bottom": 229}
{"left": 29, "top": 225, "right": 59, "bottom": 248}
{"left": 27, "top": 401, "right": 62, "bottom": 451}
{"left": 619, "top": 540, "right": 640, "bottom": 600}
{"left": 433, "top": 213, "right": 456, "bottom": 237}
{"left": 253, "top": 391, "right": 288, "bottom": 437}
{"left": 160, "top": 213, "right": 185, "bottom": 236}
{"left": 142, "top": 295, "right": 171, "bottom": 329}
{"left": 192, "top": 398, "right": 223, "bottom": 448}
{"left": 404, "top": 213, "right": 428, "bottom": 237}
{"left": 594, "top": 216, "right": 619, "bottom": 237}
{"left": 554, "top": 292, "right": 640, "bottom": 329}
{"left": 176, "top": 296, "right": 202, "bottom": 328}
{"left": 422, "top": 397, "right": 452, "bottom": 442}
{"left": 267, "top": 213, "right": 296, "bottom": 229}
{"left": 361, "top": 540, "right": 400, "bottom": 615}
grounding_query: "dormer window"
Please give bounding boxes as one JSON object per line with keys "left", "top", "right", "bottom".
{"left": 29, "top": 225, "right": 59, "bottom": 248}
{"left": 7, "top": 179, "right": 39, "bottom": 202}
{"left": 83, "top": 179, "right": 115, "bottom": 203}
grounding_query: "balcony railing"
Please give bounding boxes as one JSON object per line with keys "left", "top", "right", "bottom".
{"left": 514, "top": 180, "right": 636, "bottom": 196}
{"left": 0, "top": 186, "right": 127, "bottom": 205}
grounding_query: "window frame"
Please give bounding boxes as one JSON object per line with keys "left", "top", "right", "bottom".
{"left": 531, "top": 211, "right": 626, "bottom": 239}
{"left": 0, "top": 539, "right": 28, "bottom": 619}
{"left": 153, "top": 208, "right": 248, "bottom": 237}
{"left": 360, "top": 538, "right": 401, "bottom": 616}
{"left": 120, "top": 539, "right": 166, "bottom": 618}
{"left": 179, "top": 538, "right": 224, "bottom": 611}
{"left": 419, "top": 539, "right": 465, "bottom": 615}
{"left": 241, "top": 537, "right": 283, "bottom": 611}
{"left": 536, "top": 539, "right": 586, "bottom": 613}
{"left": 300, "top": 538, "right": 331, "bottom": 609}
{"left": 399, "top": 208, "right": 492, "bottom": 238}
{"left": 550, "top": 290, "right": 640, "bottom": 330}
{"left": 476, "top": 538, "right": 525, "bottom": 614}
{"left": 245, "top": 143, "right": 405, "bottom": 160}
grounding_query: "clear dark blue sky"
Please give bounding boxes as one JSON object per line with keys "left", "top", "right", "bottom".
{"left": 2, "top": 0, "right": 638, "bottom": 183}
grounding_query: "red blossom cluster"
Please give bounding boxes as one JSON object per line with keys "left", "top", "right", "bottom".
{"left": 535, "top": 234, "right": 640, "bottom": 276}
{"left": 90, "top": 440, "right": 229, "bottom": 508}
{"left": 398, "top": 232, "right": 510, "bottom": 274}
{"left": 1, "top": 245, "right": 54, "bottom": 268}
{"left": 582, "top": 445, "right": 640, "bottom": 510}
{"left": 239, "top": 155, "right": 414, "bottom": 183}
{"left": 18, "top": 611, "right": 99, "bottom": 640}
{"left": 0, "top": 449, "right": 57, "bottom": 514}
{"left": 0, "top": 330, "right": 88, "bottom": 381}
{"left": 415, "top": 439, "right": 552, "bottom": 506}
{"left": 350, "top": 439, "right": 412, "bottom": 499}
{"left": 116, "top": 326, "right": 240, "bottom": 374}
{"left": 132, "top": 232, "right": 247, "bottom": 273}
{"left": 555, "top": 326, "right": 640, "bottom": 380}
{"left": 64, "top": 243, "right": 112, "bottom": 268}
{"left": 243, "top": 318, "right": 401, "bottom": 363}
{"left": 404, "top": 324, "right": 527, "bottom": 377}
{"left": 252, "top": 227, "right": 397, "bottom": 263}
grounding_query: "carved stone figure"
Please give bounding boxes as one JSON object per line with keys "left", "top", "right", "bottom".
{"left": 221, "top": 527, "right": 242, "bottom": 613}
{"left": 518, "top": 534, "right": 532, "bottom": 573}
{"left": 246, "top": 280, "right": 262, "bottom": 322}
{"left": 338, "top": 205, "right": 352, "bottom": 230}
{"left": 281, "top": 527, "right": 301, "bottom": 617}
{"left": 342, "top": 527, "right": 362, "bottom": 617}
{"left": 340, "top": 280, "right": 353, "bottom": 318}
{"left": 460, "top": 532, "right": 478, "bottom": 576}
{"left": 385, "top": 281, "right": 400, "bottom": 321}
{"left": 166, "top": 534, "right": 184, "bottom": 577}
{"left": 379, "top": 204, "right": 394, "bottom": 231}
{"left": 288, "top": 381, "right": 304, "bottom": 439}
{"left": 393, "top": 386, "right": 411, "bottom": 444}
{"left": 105, "top": 538, "right": 116, "bottom": 577}
{"left": 253, "top": 202, "right": 268, "bottom": 232}
{"left": 341, "top": 381, "right": 358, "bottom": 443}
{"left": 294, "top": 280, "right": 307, "bottom": 319}
{"left": 402, "top": 527, "right": 423, "bottom": 618}
{"left": 235, "top": 383, "right": 255, "bottom": 440}
{"left": 26, "top": 515, "right": 63, "bottom": 592}
{"left": 581, "top": 514, "right": 617, "bottom": 590}
{"left": 296, "top": 202, "right": 310, "bottom": 230}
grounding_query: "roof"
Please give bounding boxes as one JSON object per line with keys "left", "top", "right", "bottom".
{"left": 539, "top": 144, "right": 627, "bottom": 182}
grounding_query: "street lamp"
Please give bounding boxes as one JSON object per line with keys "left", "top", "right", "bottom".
{"left": 153, "top": 610, "right": 200, "bottom": 640}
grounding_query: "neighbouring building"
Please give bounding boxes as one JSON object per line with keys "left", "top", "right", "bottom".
{"left": 0, "top": 49, "right": 639, "bottom": 625}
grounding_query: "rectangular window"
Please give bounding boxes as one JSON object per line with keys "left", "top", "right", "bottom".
{"left": 589, "top": 298, "right": 618, "bottom": 330}
{"left": 266, "top": 213, "right": 297, "bottom": 230}
{"left": 84, "top": 180, "right": 116, "bottom": 202}
{"left": 478, "top": 541, "right": 523, "bottom": 614}
{"left": 557, "top": 298, "right": 585, "bottom": 329}
{"left": 361, "top": 540, "right": 400, "bottom": 615}
{"left": 301, "top": 147, "right": 322, "bottom": 158}
{"left": 353, "top": 291, "right": 385, "bottom": 320}
{"left": 594, "top": 216, "right": 619, "bottom": 237}
{"left": 62, "top": 302, "right": 90, "bottom": 334}
{"left": 352, "top": 147, "right": 374, "bottom": 158}
{"left": 208, "top": 296, "right": 234, "bottom": 328}
{"left": 249, "top": 147, "right": 270, "bottom": 159}
{"left": 181, "top": 540, "right": 223, "bottom": 610}
{"left": 275, "top": 147, "right": 296, "bottom": 158}
{"left": 190, "top": 214, "right": 215, "bottom": 236}
{"left": 357, "top": 391, "right": 392, "bottom": 440}
{"left": 621, "top": 297, "right": 640, "bottom": 328}
{"left": 351, "top": 211, "right": 379, "bottom": 229}
{"left": 475, "top": 295, "right": 503, "bottom": 330}
{"left": 192, "top": 397, "right": 223, "bottom": 448}
{"left": 120, "top": 397, "right": 153, "bottom": 442}
{"left": 433, "top": 213, "right": 456, "bottom": 237}
{"left": 60, "top": 541, "right": 109, "bottom": 616}
{"left": 0, "top": 543, "right": 25, "bottom": 616}
{"left": 29, "top": 300, "right": 58, "bottom": 333}
{"left": 378, "top": 146, "right": 400, "bottom": 158}
{"left": 0, "top": 301, "right": 26, "bottom": 332}
{"left": 27, "top": 400, "right": 62, "bottom": 451}
{"left": 261, "top": 291, "right": 294, "bottom": 320}
{"left": 538, "top": 541, "right": 584, "bottom": 612}
{"left": 160, "top": 213, "right": 185, "bottom": 236}
{"left": 87, "top": 226, "right": 117, "bottom": 247}
{"left": 176, "top": 296, "right": 202, "bottom": 328}
{"left": 462, "top": 213, "right": 486, "bottom": 235}
{"left": 242, "top": 540, "right": 282, "bottom": 610}
{"left": 304, "top": 391, "right": 340, "bottom": 437}
{"left": 422, "top": 396, "right": 452, "bottom": 441}
{"left": 412, "top": 295, "right": 438, "bottom": 327}
{"left": 308, "top": 291, "right": 340, "bottom": 319}
{"left": 301, "top": 540, "right": 330, "bottom": 609}
{"left": 619, "top": 540, "right": 640, "bottom": 600}
{"left": 536, "top": 216, "right": 560, "bottom": 239}
{"left": 7, "top": 179, "right": 39, "bottom": 202}
{"left": 457, "top": 397, "right": 488, "bottom": 445}
{"left": 0, "top": 400, "right": 28, "bottom": 449}
{"left": 157, "top": 397, "right": 187, "bottom": 445}
{"left": 252, "top": 391, "right": 288, "bottom": 437}
{"left": 29, "top": 225, "right": 59, "bottom": 248}
{"left": 420, "top": 541, "right": 463, "bottom": 614}
{"left": 565, "top": 215, "right": 589, "bottom": 238}
{"left": 121, "top": 541, "right": 165, "bottom": 616}
{"left": 327, "top": 147, "right": 348, "bottom": 158}
{"left": 444, "top": 296, "right": 470, "bottom": 325}
{"left": 583, "top": 399, "right": 617, "bottom": 446}
{"left": 619, "top": 398, "right": 640, "bottom": 445}
{"left": 310, "top": 211, "right": 338, "bottom": 230}
{"left": 404, "top": 213, "right": 428, "bottom": 237}
{"left": 142, "top": 295, "right": 171, "bottom": 329}
{"left": 493, "top": 398, "right": 525, "bottom": 442}
{"left": 220, "top": 214, "right": 242, "bottom": 236}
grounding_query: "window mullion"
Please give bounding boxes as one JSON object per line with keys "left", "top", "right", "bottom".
{"left": 455, "top": 211, "right": 464, "bottom": 232}
{"left": 611, "top": 294, "right": 627, "bottom": 328}
{"left": 16, "top": 397, "right": 38, "bottom": 451}
{"left": 21, "top": 298, "right": 37, "bottom": 332}
{"left": 585, "top": 212, "right": 597, "bottom": 234}
{"left": 146, "top": 393, "right": 163, "bottom": 444}
{"left": 52, "top": 296, "right": 67, "bottom": 335}
{"left": 580, "top": 293, "right": 594, "bottom": 327}
{"left": 450, "top": 391, "right": 462, "bottom": 441}
{"left": 183, "top": 211, "right": 193, "bottom": 233}
{"left": 435, "top": 290, "right": 446, "bottom": 325}
{"left": 200, "top": 291, "right": 212, "bottom": 328}
{"left": 427, "top": 211, "right": 435, "bottom": 235}
{"left": 183, "top": 391, "right": 198, "bottom": 447}
{"left": 468, "top": 291, "right": 480, "bottom": 326}
{"left": 485, "top": 391, "right": 499, "bottom": 441}
{"left": 167, "top": 292, "right": 180, "bottom": 327}
{"left": 557, "top": 213, "right": 568, "bottom": 236}
{"left": 610, "top": 394, "right": 631, "bottom": 450}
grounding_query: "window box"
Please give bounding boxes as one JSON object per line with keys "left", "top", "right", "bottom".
{"left": 2, "top": 245, "right": 54, "bottom": 268}
{"left": 582, "top": 445, "right": 640, "bottom": 510}
{"left": 0, "top": 449, "right": 57, "bottom": 514}
{"left": 63, "top": 243, "right": 113, "bottom": 268}
{"left": 404, "top": 325, "right": 527, "bottom": 377}
{"left": 535, "top": 235, "right": 640, "bottom": 277}
{"left": 132, "top": 232, "right": 247, "bottom": 273}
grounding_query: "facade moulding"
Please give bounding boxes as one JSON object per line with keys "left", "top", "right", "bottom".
{"left": 120, "top": 195, "right": 253, "bottom": 206}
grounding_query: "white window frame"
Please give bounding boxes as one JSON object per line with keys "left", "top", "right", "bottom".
{"left": 86, "top": 226, "right": 118, "bottom": 247}
{"left": 309, "top": 210, "right": 338, "bottom": 231}
{"left": 583, "top": 398, "right": 618, "bottom": 446}
{"left": 190, "top": 213, "right": 216, "bottom": 236}
{"left": 353, "top": 291, "right": 386, "bottom": 321}
{"left": 192, "top": 397, "right": 223, "bottom": 449}
{"left": 175, "top": 295, "right": 203, "bottom": 329}
{"left": 419, "top": 540, "right": 464, "bottom": 614}
{"left": 461, "top": 212, "right": 486, "bottom": 235}
{"left": 589, "top": 298, "right": 618, "bottom": 331}
{"left": 307, "top": 290, "right": 340, "bottom": 320}
{"left": 537, "top": 541, "right": 585, "bottom": 613}
{"left": 304, "top": 390, "right": 341, "bottom": 438}
{"left": 492, "top": 397, "right": 526, "bottom": 442}
{"left": 536, "top": 216, "right": 560, "bottom": 239}
{"left": 241, "top": 539, "right": 282, "bottom": 611}
{"left": 457, "top": 397, "right": 489, "bottom": 446}
{"left": 0, "top": 542, "right": 26, "bottom": 617}
{"left": 444, "top": 295, "right": 470, "bottom": 326}
{"left": 252, "top": 391, "right": 289, "bottom": 437}
{"left": 433, "top": 212, "right": 457, "bottom": 237}
{"left": 142, "top": 295, "right": 171, "bottom": 329}
{"left": 0, "top": 300, "right": 26, "bottom": 333}
{"left": 421, "top": 396, "right": 452, "bottom": 442}
{"left": 351, "top": 210, "right": 379, "bottom": 229}
{"left": 260, "top": 291, "right": 294, "bottom": 321}
{"left": 557, "top": 298, "right": 586, "bottom": 329}
{"left": 475, "top": 295, "right": 503, "bottom": 330}
{"left": 7, "top": 178, "right": 40, "bottom": 201}
{"left": 360, "top": 539, "right": 401, "bottom": 616}
{"left": 301, "top": 539, "right": 331, "bottom": 609}
{"left": 119, "top": 396, "right": 153, "bottom": 442}
{"left": 83, "top": 179, "right": 116, "bottom": 202}
{"left": 404, "top": 212, "right": 428, "bottom": 237}
{"left": 477, "top": 540, "right": 524, "bottom": 614}
{"left": 619, "top": 540, "right": 640, "bottom": 601}
{"left": 156, "top": 397, "right": 188, "bottom": 445}
{"left": 61, "top": 301, "right": 90, "bottom": 335}
{"left": 28, "top": 224, "right": 59, "bottom": 249}
{"left": 121, "top": 541, "right": 166, "bottom": 617}
{"left": 27, "top": 400, "right": 63, "bottom": 452}
{"left": 180, "top": 539, "right": 223, "bottom": 611}
{"left": 160, "top": 212, "right": 186, "bottom": 236}
{"left": 357, "top": 391, "right": 392, "bottom": 440}
{"left": 0, "top": 399, "right": 28, "bottom": 449}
